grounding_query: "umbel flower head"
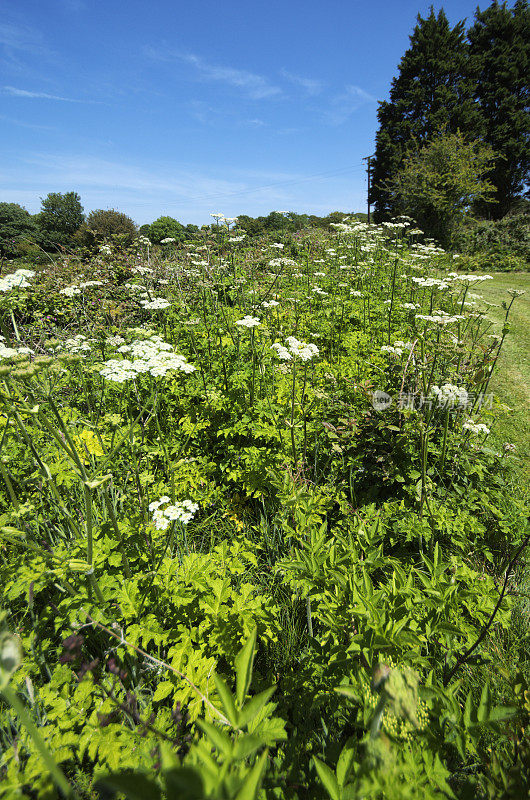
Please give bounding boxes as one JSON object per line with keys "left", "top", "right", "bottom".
{"left": 149, "top": 497, "right": 199, "bottom": 529}
{"left": 0, "top": 269, "right": 35, "bottom": 292}
{"left": 99, "top": 335, "right": 195, "bottom": 382}
{"left": 235, "top": 315, "right": 261, "bottom": 329}
{"left": 430, "top": 384, "right": 468, "bottom": 408}
{"left": 271, "top": 336, "right": 319, "bottom": 362}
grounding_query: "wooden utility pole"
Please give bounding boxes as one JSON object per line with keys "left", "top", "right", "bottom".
{"left": 363, "top": 155, "right": 374, "bottom": 223}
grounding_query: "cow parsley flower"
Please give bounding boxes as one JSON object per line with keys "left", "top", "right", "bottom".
{"left": 140, "top": 298, "right": 171, "bottom": 310}
{"left": 272, "top": 336, "right": 319, "bottom": 362}
{"left": 235, "top": 315, "right": 261, "bottom": 329}
{"left": 0, "top": 269, "right": 35, "bottom": 292}
{"left": 150, "top": 497, "right": 199, "bottom": 529}
{"left": 463, "top": 420, "right": 490, "bottom": 436}
{"left": 60, "top": 286, "right": 82, "bottom": 297}
{"left": 430, "top": 384, "right": 468, "bottom": 408}
{"left": 99, "top": 335, "right": 194, "bottom": 381}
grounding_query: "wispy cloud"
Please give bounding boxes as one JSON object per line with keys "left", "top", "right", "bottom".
{"left": 281, "top": 69, "right": 324, "bottom": 96}
{"left": 0, "top": 113, "right": 56, "bottom": 131}
{"left": 0, "top": 22, "right": 46, "bottom": 54}
{"left": 189, "top": 100, "right": 266, "bottom": 129}
{"left": 145, "top": 46, "right": 281, "bottom": 100}
{"left": 324, "top": 85, "right": 377, "bottom": 125}
{"left": 3, "top": 86, "right": 97, "bottom": 103}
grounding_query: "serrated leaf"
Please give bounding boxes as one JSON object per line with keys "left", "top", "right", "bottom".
{"left": 238, "top": 686, "right": 276, "bottom": 728}
{"left": 197, "top": 719, "right": 233, "bottom": 757}
{"left": 234, "top": 628, "right": 257, "bottom": 708}
{"left": 152, "top": 681, "right": 174, "bottom": 702}
{"left": 213, "top": 673, "right": 238, "bottom": 727}
{"left": 314, "top": 757, "right": 340, "bottom": 800}
{"left": 232, "top": 733, "right": 266, "bottom": 761}
{"left": 234, "top": 749, "right": 269, "bottom": 800}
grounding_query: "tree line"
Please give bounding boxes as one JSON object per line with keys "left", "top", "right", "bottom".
{"left": 0, "top": 195, "right": 367, "bottom": 260}
{"left": 371, "top": 0, "right": 529, "bottom": 236}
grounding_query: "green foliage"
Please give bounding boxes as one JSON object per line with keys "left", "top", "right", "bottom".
{"left": 77, "top": 209, "right": 137, "bottom": 246}
{"left": 371, "top": 8, "right": 482, "bottom": 219}
{"left": 0, "top": 221, "right": 528, "bottom": 797}
{"left": 453, "top": 210, "right": 530, "bottom": 269}
{"left": 149, "top": 216, "right": 186, "bottom": 245}
{"left": 0, "top": 203, "right": 36, "bottom": 257}
{"left": 468, "top": 0, "right": 530, "bottom": 218}
{"left": 389, "top": 130, "right": 496, "bottom": 246}
{"left": 36, "top": 191, "right": 85, "bottom": 249}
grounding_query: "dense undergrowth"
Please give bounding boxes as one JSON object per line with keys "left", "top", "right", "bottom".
{"left": 0, "top": 217, "right": 529, "bottom": 799}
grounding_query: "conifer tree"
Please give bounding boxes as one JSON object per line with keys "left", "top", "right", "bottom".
{"left": 370, "top": 8, "right": 483, "bottom": 220}
{"left": 468, "top": 0, "right": 530, "bottom": 218}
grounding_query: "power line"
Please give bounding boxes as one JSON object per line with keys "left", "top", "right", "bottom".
{"left": 181, "top": 163, "right": 367, "bottom": 205}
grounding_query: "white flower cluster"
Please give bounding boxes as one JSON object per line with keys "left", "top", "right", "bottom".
{"left": 430, "top": 384, "right": 468, "bottom": 408}
{"left": 0, "top": 341, "right": 34, "bottom": 359}
{"left": 149, "top": 496, "right": 199, "bottom": 529}
{"left": 0, "top": 269, "right": 35, "bottom": 292}
{"left": 229, "top": 235, "right": 246, "bottom": 243}
{"left": 416, "top": 312, "right": 465, "bottom": 325}
{"left": 402, "top": 302, "right": 419, "bottom": 310}
{"left": 381, "top": 341, "right": 413, "bottom": 356}
{"left": 271, "top": 336, "right": 319, "bottom": 362}
{"left": 160, "top": 238, "right": 176, "bottom": 244}
{"left": 99, "top": 335, "right": 195, "bottom": 382}
{"left": 235, "top": 315, "right": 261, "bottom": 329}
{"left": 463, "top": 420, "right": 490, "bottom": 436}
{"left": 131, "top": 266, "right": 152, "bottom": 275}
{"left": 268, "top": 258, "right": 297, "bottom": 267}
{"left": 53, "top": 335, "right": 92, "bottom": 355}
{"left": 60, "top": 286, "right": 82, "bottom": 297}
{"left": 261, "top": 300, "right": 279, "bottom": 308}
{"left": 140, "top": 297, "right": 171, "bottom": 310}
{"left": 350, "top": 290, "right": 363, "bottom": 297}
{"left": 99, "top": 245, "right": 112, "bottom": 255}
{"left": 411, "top": 277, "right": 450, "bottom": 289}
{"left": 137, "top": 235, "right": 151, "bottom": 246}
{"left": 79, "top": 280, "right": 104, "bottom": 289}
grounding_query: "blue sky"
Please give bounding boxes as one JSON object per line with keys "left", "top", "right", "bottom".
{"left": 1, "top": 0, "right": 498, "bottom": 225}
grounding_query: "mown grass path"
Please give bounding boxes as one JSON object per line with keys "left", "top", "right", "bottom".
{"left": 476, "top": 272, "right": 530, "bottom": 476}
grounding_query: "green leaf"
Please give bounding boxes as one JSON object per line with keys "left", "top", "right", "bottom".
{"left": 463, "top": 691, "right": 474, "bottom": 728}
{"left": 164, "top": 767, "right": 204, "bottom": 799}
{"left": 96, "top": 772, "right": 162, "bottom": 800}
{"left": 234, "top": 749, "right": 269, "bottom": 800}
{"left": 314, "top": 757, "right": 340, "bottom": 800}
{"left": 238, "top": 686, "right": 276, "bottom": 728}
{"left": 213, "top": 673, "right": 239, "bottom": 727}
{"left": 477, "top": 682, "right": 491, "bottom": 723}
{"left": 334, "top": 685, "right": 360, "bottom": 702}
{"left": 232, "top": 733, "right": 267, "bottom": 761}
{"left": 152, "top": 681, "right": 174, "bottom": 702}
{"left": 197, "top": 719, "right": 233, "bottom": 757}
{"left": 336, "top": 737, "right": 356, "bottom": 788}
{"left": 234, "top": 628, "right": 257, "bottom": 707}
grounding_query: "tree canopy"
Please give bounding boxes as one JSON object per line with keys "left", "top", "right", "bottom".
{"left": 0, "top": 203, "right": 36, "bottom": 257}
{"left": 468, "top": 0, "right": 530, "bottom": 217}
